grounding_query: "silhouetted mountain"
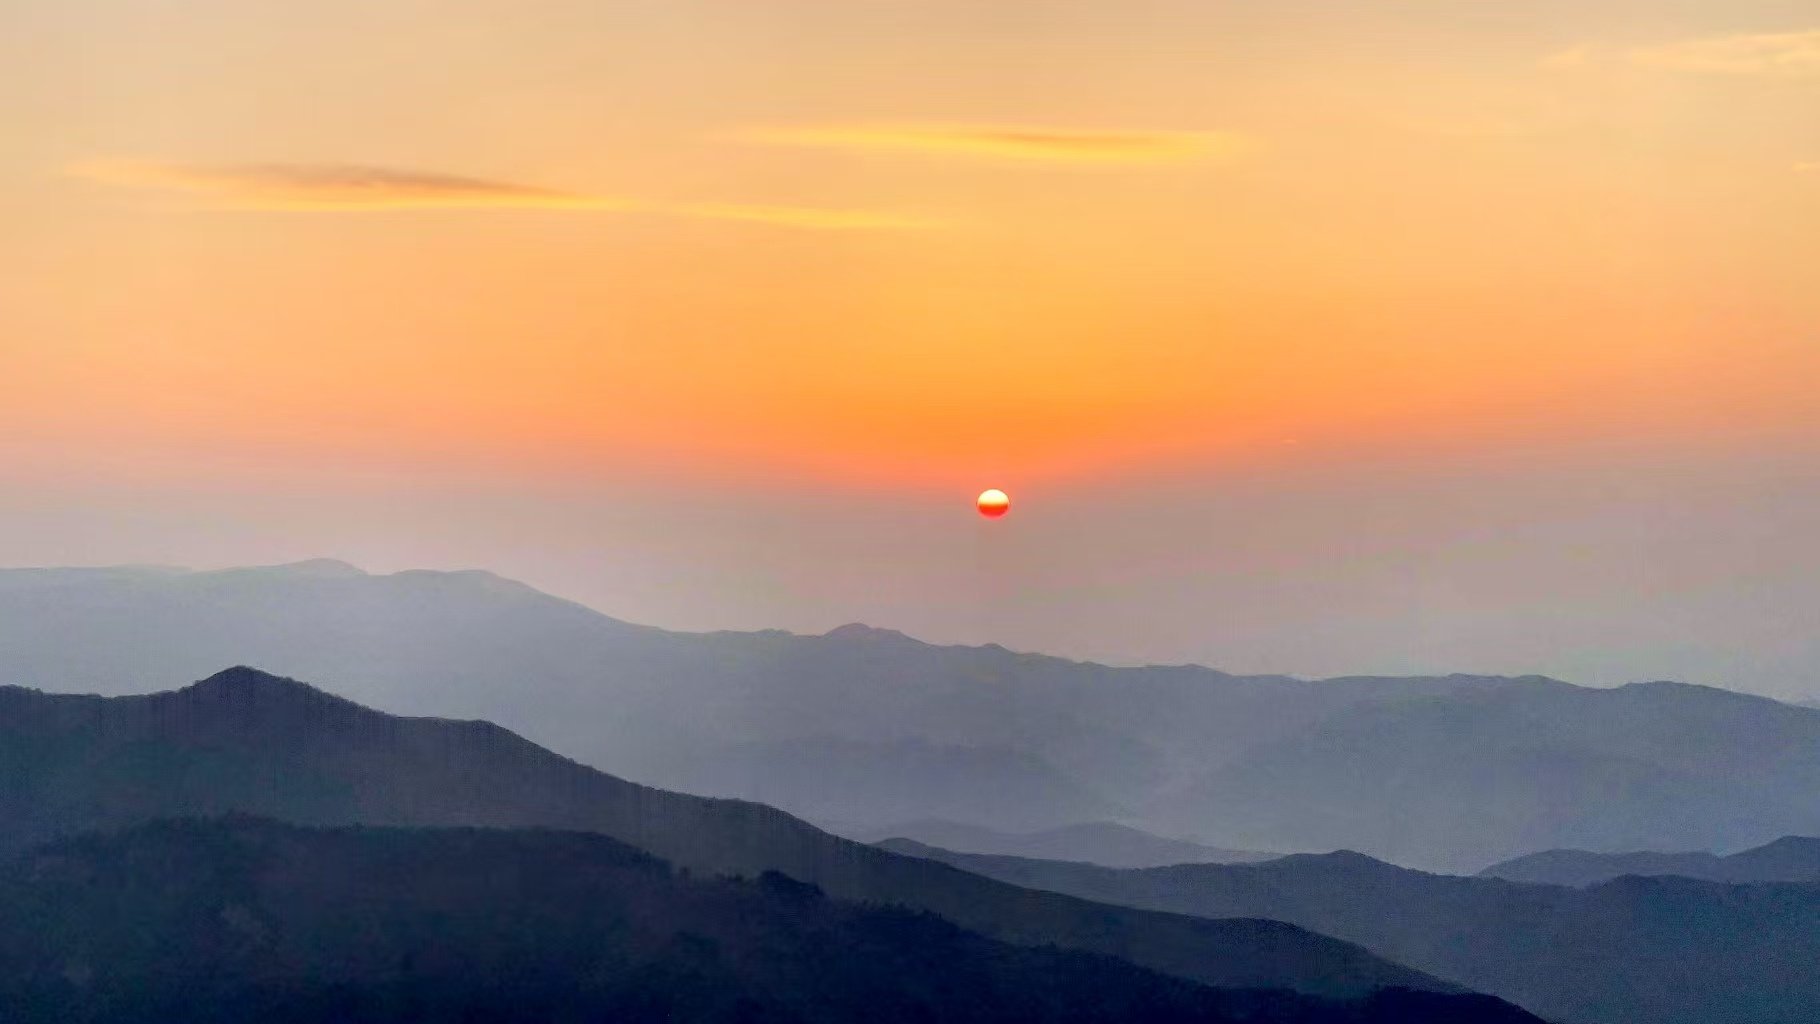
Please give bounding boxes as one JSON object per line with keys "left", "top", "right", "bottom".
{"left": 0, "top": 668, "right": 1452, "bottom": 1002}
{"left": 880, "top": 839, "right": 1820, "bottom": 1024}
{"left": 0, "top": 816, "right": 1545, "bottom": 1024}
{"left": 1482, "top": 835, "right": 1820, "bottom": 886}
{"left": 10, "top": 563, "right": 1820, "bottom": 869}
{"left": 835, "top": 818, "right": 1273, "bottom": 868}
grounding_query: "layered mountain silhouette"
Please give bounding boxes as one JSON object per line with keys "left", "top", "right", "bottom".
{"left": 834, "top": 818, "right": 1273, "bottom": 868}
{"left": 880, "top": 838, "right": 1820, "bottom": 1024}
{"left": 1481, "top": 835, "right": 1820, "bottom": 887}
{"left": 0, "top": 816, "right": 1546, "bottom": 1024}
{"left": 0, "top": 668, "right": 1460, "bottom": 1004}
{"left": 10, "top": 561, "right": 1820, "bottom": 870}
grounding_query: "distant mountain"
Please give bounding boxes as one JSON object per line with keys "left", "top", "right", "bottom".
{"left": 8, "top": 562, "right": 1820, "bottom": 869}
{"left": 1163, "top": 678, "right": 1820, "bottom": 870}
{"left": 1482, "top": 835, "right": 1820, "bottom": 887}
{"left": 0, "top": 816, "right": 1544, "bottom": 1024}
{"left": 881, "top": 839, "right": 1820, "bottom": 1024}
{"left": 0, "top": 668, "right": 1454, "bottom": 1003}
{"left": 654, "top": 738, "right": 1126, "bottom": 831}
{"left": 836, "top": 818, "right": 1273, "bottom": 869}
{"left": 0, "top": 563, "right": 1145, "bottom": 832}
{"left": 1478, "top": 848, "right": 1727, "bottom": 887}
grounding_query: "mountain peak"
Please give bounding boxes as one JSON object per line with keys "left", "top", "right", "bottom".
{"left": 185, "top": 666, "right": 352, "bottom": 707}
{"left": 1268, "top": 849, "right": 1405, "bottom": 875}
{"left": 193, "top": 665, "right": 301, "bottom": 688}
{"left": 824, "top": 622, "right": 917, "bottom": 644}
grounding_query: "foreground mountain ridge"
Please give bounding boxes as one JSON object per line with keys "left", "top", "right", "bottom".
{"left": 0, "top": 815, "right": 1547, "bottom": 1024}
{"left": 0, "top": 666, "right": 1459, "bottom": 1004}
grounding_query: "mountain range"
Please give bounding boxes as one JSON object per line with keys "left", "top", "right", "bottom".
{"left": 0, "top": 816, "right": 1540, "bottom": 1024}
{"left": 7, "top": 561, "right": 1820, "bottom": 870}
{"left": 879, "top": 838, "right": 1820, "bottom": 1024}
{"left": 0, "top": 667, "right": 1459, "bottom": 1005}
{"left": 831, "top": 818, "right": 1273, "bottom": 868}
{"left": 1480, "top": 835, "right": 1820, "bottom": 887}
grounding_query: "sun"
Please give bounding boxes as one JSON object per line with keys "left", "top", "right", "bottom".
{"left": 976, "top": 488, "right": 1010, "bottom": 518}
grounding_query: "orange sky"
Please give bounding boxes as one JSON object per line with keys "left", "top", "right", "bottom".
{"left": 3, "top": 2, "right": 1820, "bottom": 700}
{"left": 4, "top": 0, "right": 1817, "bottom": 494}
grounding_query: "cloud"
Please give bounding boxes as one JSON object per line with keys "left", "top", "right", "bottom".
{"left": 69, "top": 159, "right": 928, "bottom": 229}
{"left": 1796, "top": 161, "right": 1820, "bottom": 173}
{"left": 1628, "top": 29, "right": 1820, "bottom": 78}
{"left": 70, "top": 159, "right": 628, "bottom": 211}
{"left": 736, "top": 123, "right": 1248, "bottom": 164}
{"left": 670, "top": 203, "right": 938, "bottom": 230}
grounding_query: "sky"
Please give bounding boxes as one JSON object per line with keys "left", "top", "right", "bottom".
{"left": 3, "top": 0, "right": 1818, "bottom": 695}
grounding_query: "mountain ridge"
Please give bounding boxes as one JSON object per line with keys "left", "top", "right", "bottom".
{"left": 0, "top": 814, "right": 1541, "bottom": 1024}
{"left": 1482, "top": 834, "right": 1820, "bottom": 887}
{"left": 879, "top": 837, "right": 1820, "bottom": 1024}
{"left": 835, "top": 818, "right": 1276, "bottom": 868}
{"left": 5, "top": 560, "right": 1819, "bottom": 869}
{"left": 0, "top": 665, "right": 1458, "bottom": 1003}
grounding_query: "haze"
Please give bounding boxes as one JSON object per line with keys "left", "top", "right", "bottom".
{"left": 3, "top": 0, "right": 1817, "bottom": 696}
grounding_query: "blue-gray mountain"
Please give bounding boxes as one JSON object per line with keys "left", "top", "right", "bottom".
{"left": 0, "top": 668, "right": 1456, "bottom": 1003}
{"left": 1480, "top": 835, "right": 1820, "bottom": 887}
{"left": 880, "top": 838, "right": 1820, "bottom": 1024}
{"left": 0, "top": 817, "right": 1542, "bottom": 1024}
{"left": 6, "top": 561, "right": 1820, "bottom": 870}
{"left": 833, "top": 818, "right": 1274, "bottom": 869}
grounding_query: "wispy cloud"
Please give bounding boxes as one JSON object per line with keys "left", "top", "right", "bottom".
{"left": 736, "top": 123, "right": 1249, "bottom": 165}
{"left": 670, "top": 203, "right": 937, "bottom": 230}
{"left": 1628, "top": 29, "right": 1820, "bottom": 78}
{"left": 70, "top": 159, "right": 628, "bottom": 211}
{"left": 69, "top": 159, "right": 928, "bottom": 229}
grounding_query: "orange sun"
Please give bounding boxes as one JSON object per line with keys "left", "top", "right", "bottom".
{"left": 976, "top": 488, "right": 1010, "bottom": 518}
